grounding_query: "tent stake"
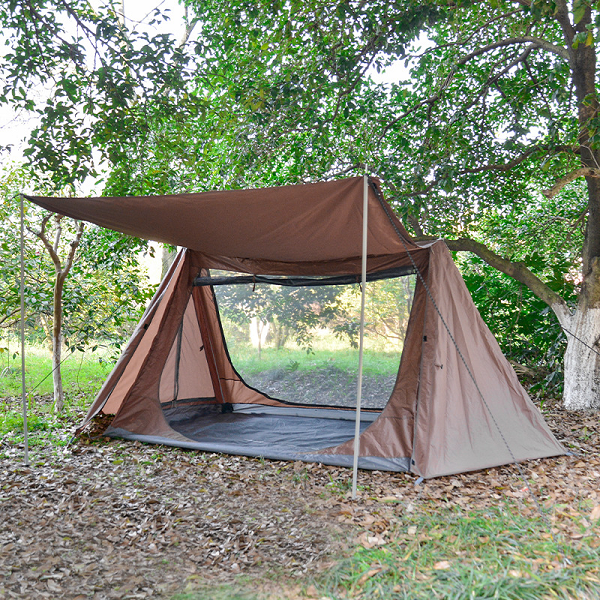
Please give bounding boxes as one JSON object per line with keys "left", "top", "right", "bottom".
{"left": 351, "top": 174, "right": 369, "bottom": 499}
{"left": 20, "top": 194, "right": 29, "bottom": 467}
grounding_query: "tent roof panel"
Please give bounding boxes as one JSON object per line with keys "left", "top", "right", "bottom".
{"left": 24, "top": 177, "right": 416, "bottom": 263}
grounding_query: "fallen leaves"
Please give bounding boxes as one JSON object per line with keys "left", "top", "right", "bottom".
{"left": 0, "top": 396, "right": 597, "bottom": 598}
{"left": 0, "top": 442, "right": 340, "bottom": 599}
{"left": 356, "top": 532, "right": 386, "bottom": 549}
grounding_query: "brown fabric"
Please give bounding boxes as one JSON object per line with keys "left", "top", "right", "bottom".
{"left": 107, "top": 252, "right": 197, "bottom": 436}
{"left": 410, "top": 242, "right": 564, "bottom": 477}
{"left": 158, "top": 296, "right": 215, "bottom": 403}
{"left": 24, "top": 178, "right": 416, "bottom": 265}
{"left": 27, "top": 178, "right": 565, "bottom": 477}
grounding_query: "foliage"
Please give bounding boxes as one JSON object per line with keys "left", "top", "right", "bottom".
{"left": 0, "top": 0, "right": 199, "bottom": 190}
{"left": 3, "top": 0, "right": 600, "bottom": 405}
{"left": 457, "top": 187, "right": 583, "bottom": 394}
{"left": 215, "top": 281, "right": 351, "bottom": 352}
{"left": 461, "top": 258, "right": 567, "bottom": 394}
{"left": 170, "top": 1, "right": 596, "bottom": 398}
{"left": 0, "top": 165, "right": 155, "bottom": 355}
{"left": 216, "top": 276, "right": 416, "bottom": 354}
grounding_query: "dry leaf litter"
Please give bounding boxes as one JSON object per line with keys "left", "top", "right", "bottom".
{"left": 0, "top": 397, "right": 598, "bottom": 599}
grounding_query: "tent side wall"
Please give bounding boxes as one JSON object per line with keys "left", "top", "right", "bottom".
{"left": 412, "top": 241, "right": 565, "bottom": 478}
{"left": 103, "top": 251, "right": 200, "bottom": 438}
{"left": 77, "top": 250, "right": 188, "bottom": 433}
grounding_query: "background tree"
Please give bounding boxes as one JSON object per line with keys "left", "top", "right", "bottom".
{"left": 171, "top": 0, "right": 600, "bottom": 410}
{"left": 215, "top": 281, "right": 350, "bottom": 355}
{"left": 0, "top": 165, "right": 154, "bottom": 410}
{"left": 0, "top": 1, "right": 192, "bottom": 409}
{"left": 5, "top": 0, "right": 600, "bottom": 410}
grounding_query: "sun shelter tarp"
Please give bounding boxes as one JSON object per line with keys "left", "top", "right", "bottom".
{"left": 23, "top": 177, "right": 566, "bottom": 477}
{"left": 24, "top": 178, "right": 418, "bottom": 269}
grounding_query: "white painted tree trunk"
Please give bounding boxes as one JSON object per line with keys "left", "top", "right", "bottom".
{"left": 561, "top": 306, "right": 600, "bottom": 411}
{"left": 52, "top": 331, "right": 64, "bottom": 413}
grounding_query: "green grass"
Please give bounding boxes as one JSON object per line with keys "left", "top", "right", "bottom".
{"left": 172, "top": 585, "right": 259, "bottom": 600}
{"left": 0, "top": 343, "right": 113, "bottom": 450}
{"left": 315, "top": 503, "right": 600, "bottom": 600}
{"left": 172, "top": 503, "right": 600, "bottom": 600}
{"left": 0, "top": 343, "right": 113, "bottom": 398}
{"left": 228, "top": 345, "right": 400, "bottom": 378}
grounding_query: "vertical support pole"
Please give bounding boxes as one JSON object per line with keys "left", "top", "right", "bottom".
{"left": 351, "top": 174, "right": 369, "bottom": 499}
{"left": 20, "top": 195, "right": 29, "bottom": 466}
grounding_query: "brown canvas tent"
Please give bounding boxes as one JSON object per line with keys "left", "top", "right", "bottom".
{"left": 24, "top": 176, "right": 564, "bottom": 478}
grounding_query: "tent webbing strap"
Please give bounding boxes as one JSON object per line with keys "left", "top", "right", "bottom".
{"left": 193, "top": 266, "right": 416, "bottom": 288}
{"left": 369, "top": 177, "right": 552, "bottom": 529}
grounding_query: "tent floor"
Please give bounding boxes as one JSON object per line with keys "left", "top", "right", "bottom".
{"left": 169, "top": 410, "right": 371, "bottom": 454}
{"left": 105, "top": 404, "right": 412, "bottom": 471}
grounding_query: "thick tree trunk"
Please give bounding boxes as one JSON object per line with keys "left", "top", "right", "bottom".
{"left": 562, "top": 307, "right": 600, "bottom": 411}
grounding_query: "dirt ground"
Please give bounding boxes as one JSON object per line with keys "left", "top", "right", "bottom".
{"left": 245, "top": 366, "right": 395, "bottom": 410}
{"left": 0, "top": 397, "right": 598, "bottom": 599}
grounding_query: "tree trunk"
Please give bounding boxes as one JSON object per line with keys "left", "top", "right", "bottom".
{"left": 161, "top": 245, "right": 177, "bottom": 279}
{"left": 52, "top": 330, "right": 64, "bottom": 413}
{"left": 250, "top": 317, "right": 270, "bottom": 358}
{"left": 52, "top": 273, "right": 65, "bottom": 412}
{"left": 562, "top": 306, "right": 600, "bottom": 411}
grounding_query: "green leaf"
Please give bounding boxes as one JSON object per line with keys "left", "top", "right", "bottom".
{"left": 573, "top": 0, "right": 586, "bottom": 24}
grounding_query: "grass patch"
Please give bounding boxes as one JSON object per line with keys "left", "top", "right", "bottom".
{"left": 316, "top": 503, "right": 600, "bottom": 599}
{"left": 0, "top": 343, "right": 113, "bottom": 398}
{"left": 229, "top": 345, "right": 399, "bottom": 378}
{"left": 0, "top": 343, "right": 113, "bottom": 451}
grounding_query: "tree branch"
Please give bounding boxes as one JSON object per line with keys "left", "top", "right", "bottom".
{"left": 441, "top": 237, "right": 574, "bottom": 329}
{"left": 0, "top": 308, "right": 22, "bottom": 328}
{"left": 460, "top": 37, "right": 569, "bottom": 63}
{"left": 53, "top": 215, "right": 63, "bottom": 254}
{"left": 388, "top": 144, "right": 553, "bottom": 199}
{"left": 62, "top": 221, "right": 85, "bottom": 280}
{"left": 28, "top": 214, "right": 61, "bottom": 269}
{"left": 542, "top": 167, "right": 600, "bottom": 198}
{"left": 552, "top": 0, "right": 576, "bottom": 46}
{"left": 381, "top": 36, "right": 568, "bottom": 139}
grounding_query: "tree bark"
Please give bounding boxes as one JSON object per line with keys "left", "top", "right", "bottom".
{"left": 52, "top": 274, "right": 65, "bottom": 413}
{"left": 563, "top": 306, "right": 600, "bottom": 410}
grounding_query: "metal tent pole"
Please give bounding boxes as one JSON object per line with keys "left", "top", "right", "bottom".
{"left": 351, "top": 174, "right": 369, "bottom": 499}
{"left": 20, "top": 195, "right": 29, "bottom": 466}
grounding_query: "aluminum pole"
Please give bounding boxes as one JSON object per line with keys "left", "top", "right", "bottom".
{"left": 20, "top": 195, "right": 29, "bottom": 466}
{"left": 351, "top": 174, "right": 369, "bottom": 499}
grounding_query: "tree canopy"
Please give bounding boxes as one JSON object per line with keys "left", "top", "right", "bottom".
{"left": 3, "top": 0, "right": 600, "bottom": 409}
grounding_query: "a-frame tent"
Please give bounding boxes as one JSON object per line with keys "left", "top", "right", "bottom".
{"left": 24, "top": 176, "right": 564, "bottom": 478}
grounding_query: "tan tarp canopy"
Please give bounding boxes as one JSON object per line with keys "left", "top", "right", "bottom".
{"left": 24, "top": 177, "right": 565, "bottom": 478}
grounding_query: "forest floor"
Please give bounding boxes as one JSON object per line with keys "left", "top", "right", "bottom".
{"left": 0, "top": 396, "right": 599, "bottom": 599}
